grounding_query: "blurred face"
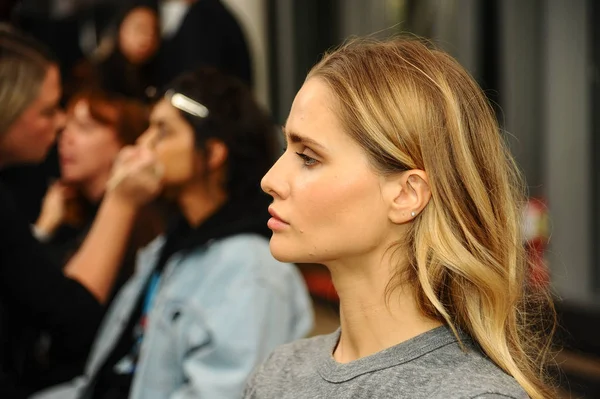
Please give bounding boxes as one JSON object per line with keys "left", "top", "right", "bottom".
{"left": 119, "top": 7, "right": 159, "bottom": 65}
{"left": 137, "top": 98, "right": 198, "bottom": 191}
{"left": 0, "top": 65, "right": 64, "bottom": 166}
{"left": 261, "top": 78, "right": 392, "bottom": 264}
{"left": 59, "top": 100, "right": 122, "bottom": 186}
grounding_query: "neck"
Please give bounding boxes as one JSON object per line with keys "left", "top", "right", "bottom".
{"left": 176, "top": 180, "right": 227, "bottom": 227}
{"left": 80, "top": 171, "right": 110, "bottom": 202}
{"left": 327, "top": 248, "right": 442, "bottom": 364}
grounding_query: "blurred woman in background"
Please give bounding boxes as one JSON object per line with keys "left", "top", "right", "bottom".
{"left": 70, "top": 3, "right": 160, "bottom": 101}
{"left": 25, "top": 91, "right": 164, "bottom": 390}
{"left": 35, "top": 67, "right": 313, "bottom": 399}
{"left": 35, "top": 90, "right": 163, "bottom": 293}
{"left": 0, "top": 25, "right": 162, "bottom": 398}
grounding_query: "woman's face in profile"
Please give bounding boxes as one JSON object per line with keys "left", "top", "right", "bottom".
{"left": 137, "top": 98, "right": 199, "bottom": 193}
{"left": 261, "top": 78, "right": 392, "bottom": 264}
{"left": 0, "top": 65, "right": 64, "bottom": 165}
{"left": 119, "top": 7, "right": 159, "bottom": 65}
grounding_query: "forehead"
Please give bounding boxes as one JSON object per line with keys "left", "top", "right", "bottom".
{"left": 287, "top": 78, "right": 343, "bottom": 140}
{"left": 151, "top": 98, "right": 183, "bottom": 121}
{"left": 71, "top": 99, "right": 90, "bottom": 119}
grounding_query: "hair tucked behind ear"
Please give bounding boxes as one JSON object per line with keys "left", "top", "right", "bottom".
{"left": 308, "top": 38, "right": 556, "bottom": 398}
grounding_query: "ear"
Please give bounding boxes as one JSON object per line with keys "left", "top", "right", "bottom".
{"left": 204, "top": 139, "right": 228, "bottom": 171}
{"left": 384, "top": 169, "right": 431, "bottom": 224}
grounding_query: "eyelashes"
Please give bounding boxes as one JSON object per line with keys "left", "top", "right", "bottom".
{"left": 295, "top": 152, "right": 318, "bottom": 166}
{"left": 282, "top": 144, "right": 319, "bottom": 167}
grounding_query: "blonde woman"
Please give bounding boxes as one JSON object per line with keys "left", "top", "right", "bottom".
{"left": 245, "top": 38, "right": 556, "bottom": 399}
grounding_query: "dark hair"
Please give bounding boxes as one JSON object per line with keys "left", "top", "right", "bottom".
{"left": 163, "top": 67, "right": 278, "bottom": 202}
{"left": 0, "top": 23, "right": 57, "bottom": 134}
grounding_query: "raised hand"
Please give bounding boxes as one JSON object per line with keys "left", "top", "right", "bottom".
{"left": 106, "top": 146, "right": 163, "bottom": 208}
{"left": 34, "top": 181, "right": 76, "bottom": 237}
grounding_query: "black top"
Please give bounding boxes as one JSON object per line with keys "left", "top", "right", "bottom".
{"left": 158, "top": 0, "right": 252, "bottom": 88}
{"left": 23, "top": 200, "right": 133, "bottom": 390}
{"left": 0, "top": 182, "right": 103, "bottom": 398}
{"left": 96, "top": 51, "right": 159, "bottom": 102}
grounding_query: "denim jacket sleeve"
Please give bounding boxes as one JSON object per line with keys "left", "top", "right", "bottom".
{"left": 169, "top": 259, "right": 310, "bottom": 399}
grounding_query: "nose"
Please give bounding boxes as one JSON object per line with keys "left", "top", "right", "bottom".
{"left": 59, "top": 123, "right": 74, "bottom": 145}
{"left": 261, "top": 155, "right": 289, "bottom": 200}
{"left": 136, "top": 128, "right": 154, "bottom": 149}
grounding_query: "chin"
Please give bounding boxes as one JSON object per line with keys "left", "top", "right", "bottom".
{"left": 59, "top": 172, "right": 79, "bottom": 185}
{"left": 269, "top": 238, "right": 311, "bottom": 264}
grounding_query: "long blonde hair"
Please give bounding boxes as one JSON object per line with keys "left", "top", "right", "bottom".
{"left": 0, "top": 24, "right": 55, "bottom": 135}
{"left": 308, "top": 38, "right": 556, "bottom": 398}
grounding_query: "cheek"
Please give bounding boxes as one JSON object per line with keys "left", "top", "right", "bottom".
{"left": 156, "top": 142, "right": 197, "bottom": 184}
{"left": 288, "top": 169, "right": 386, "bottom": 257}
{"left": 30, "top": 116, "right": 54, "bottom": 138}
{"left": 296, "top": 171, "right": 381, "bottom": 226}
{"left": 128, "top": 35, "right": 142, "bottom": 49}
{"left": 23, "top": 117, "right": 56, "bottom": 153}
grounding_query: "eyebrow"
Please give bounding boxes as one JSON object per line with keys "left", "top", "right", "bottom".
{"left": 150, "top": 118, "right": 168, "bottom": 128}
{"left": 282, "top": 126, "right": 326, "bottom": 150}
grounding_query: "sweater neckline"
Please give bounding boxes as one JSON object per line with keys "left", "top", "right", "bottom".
{"left": 317, "top": 325, "right": 469, "bottom": 383}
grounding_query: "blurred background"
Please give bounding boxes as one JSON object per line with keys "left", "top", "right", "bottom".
{"left": 1, "top": 0, "right": 599, "bottom": 397}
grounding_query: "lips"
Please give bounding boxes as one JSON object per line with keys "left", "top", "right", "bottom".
{"left": 268, "top": 206, "right": 288, "bottom": 223}
{"left": 60, "top": 156, "right": 75, "bottom": 166}
{"left": 267, "top": 206, "right": 290, "bottom": 231}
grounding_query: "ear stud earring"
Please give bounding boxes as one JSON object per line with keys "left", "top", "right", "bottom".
{"left": 411, "top": 211, "right": 417, "bottom": 218}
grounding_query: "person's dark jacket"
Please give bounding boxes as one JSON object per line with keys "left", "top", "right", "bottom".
{"left": 158, "top": 0, "right": 252, "bottom": 88}
{"left": 0, "top": 182, "right": 103, "bottom": 398}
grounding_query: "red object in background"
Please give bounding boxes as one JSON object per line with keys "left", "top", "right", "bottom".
{"left": 523, "top": 198, "right": 551, "bottom": 287}
{"left": 299, "top": 265, "right": 339, "bottom": 303}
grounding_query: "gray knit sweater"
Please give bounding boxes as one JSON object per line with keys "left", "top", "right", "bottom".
{"left": 243, "top": 326, "right": 529, "bottom": 399}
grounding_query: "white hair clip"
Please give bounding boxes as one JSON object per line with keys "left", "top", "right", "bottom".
{"left": 165, "top": 89, "right": 209, "bottom": 118}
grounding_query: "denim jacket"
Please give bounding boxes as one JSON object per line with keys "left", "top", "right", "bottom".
{"left": 33, "top": 233, "right": 314, "bottom": 399}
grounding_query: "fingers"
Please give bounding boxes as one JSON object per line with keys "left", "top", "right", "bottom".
{"left": 121, "top": 148, "right": 160, "bottom": 179}
{"left": 114, "top": 146, "right": 139, "bottom": 167}
{"left": 107, "top": 145, "right": 163, "bottom": 203}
